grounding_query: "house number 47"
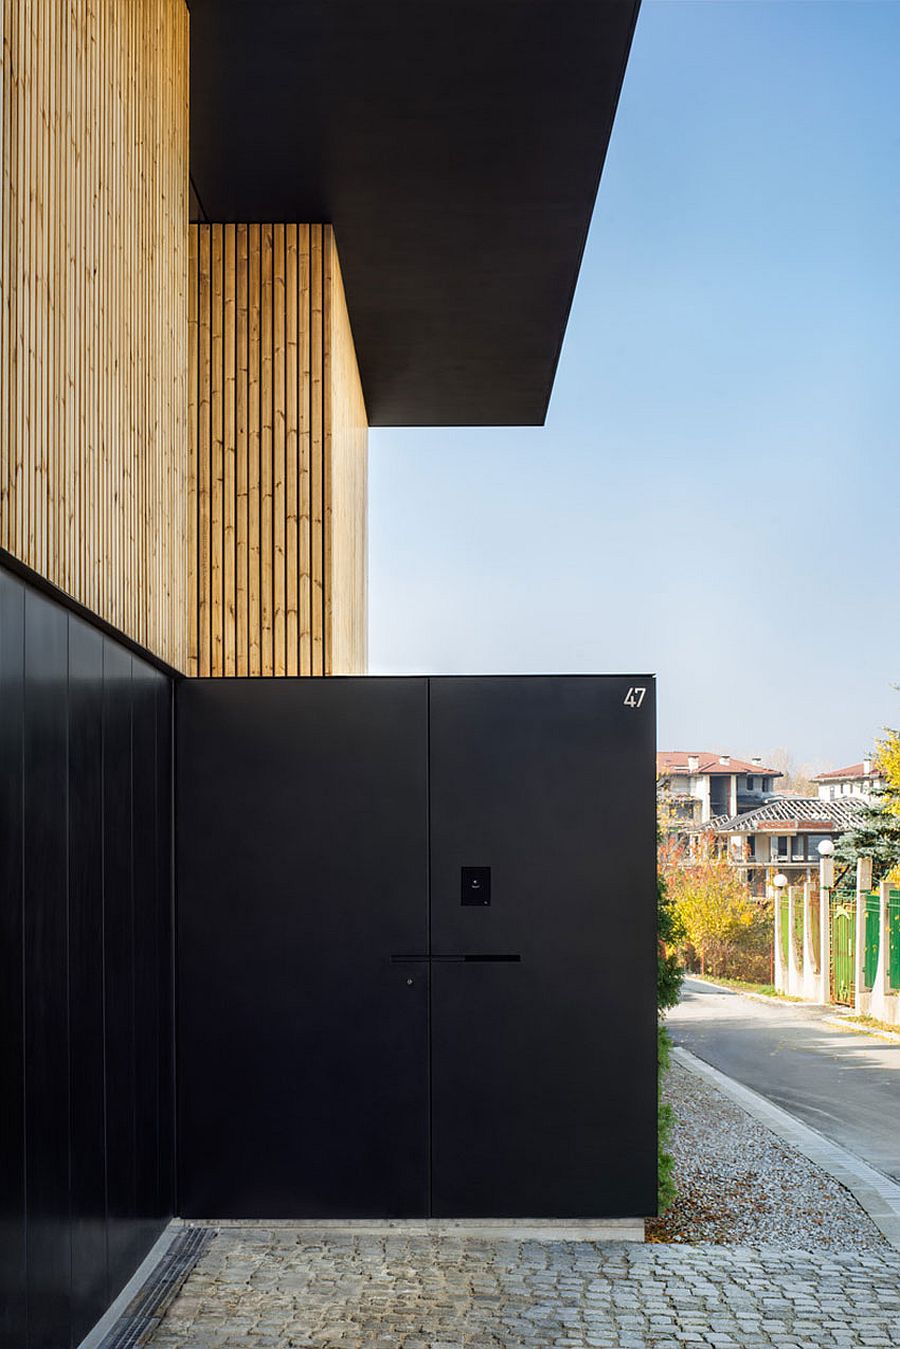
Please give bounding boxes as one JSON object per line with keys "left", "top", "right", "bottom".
{"left": 623, "top": 687, "right": 646, "bottom": 709}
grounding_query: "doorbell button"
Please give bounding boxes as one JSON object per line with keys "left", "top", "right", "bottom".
{"left": 461, "top": 866, "right": 491, "bottom": 905}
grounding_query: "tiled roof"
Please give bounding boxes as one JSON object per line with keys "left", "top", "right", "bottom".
{"left": 712, "top": 797, "right": 865, "bottom": 834}
{"left": 812, "top": 762, "right": 881, "bottom": 782}
{"left": 657, "top": 751, "right": 781, "bottom": 778}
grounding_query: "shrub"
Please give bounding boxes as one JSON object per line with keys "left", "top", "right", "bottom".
{"left": 656, "top": 858, "right": 683, "bottom": 1212}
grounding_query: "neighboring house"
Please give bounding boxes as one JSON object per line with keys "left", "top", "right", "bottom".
{"left": 812, "top": 760, "right": 886, "bottom": 803}
{"left": 657, "top": 751, "right": 782, "bottom": 827}
{"left": 711, "top": 797, "right": 865, "bottom": 895}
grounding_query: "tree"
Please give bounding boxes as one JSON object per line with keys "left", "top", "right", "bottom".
{"left": 833, "top": 730, "right": 900, "bottom": 886}
{"left": 834, "top": 787, "right": 900, "bottom": 886}
{"left": 876, "top": 728, "right": 900, "bottom": 817}
{"left": 764, "top": 746, "right": 818, "bottom": 797}
{"left": 656, "top": 847, "right": 684, "bottom": 1214}
{"left": 660, "top": 835, "right": 764, "bottom": 977}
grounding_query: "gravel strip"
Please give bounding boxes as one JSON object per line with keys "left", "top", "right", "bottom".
{"left": 648, "top": 1058, "right": 888, "bottom": 1249}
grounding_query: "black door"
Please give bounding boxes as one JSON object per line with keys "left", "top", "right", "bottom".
{"left": 176, "top": 678, "right": 430, "bottom": 1218}
{"left": 176, "top": 675, "right": 656, "bottom": 1219}
{"left": 428, "top": 677, "right": 657, "bottom": 1217}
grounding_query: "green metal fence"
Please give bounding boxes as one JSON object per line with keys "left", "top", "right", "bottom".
{"left": 890, "top": 889, "right": 900, "bottom": 993}
{"left": 864, "top": 891, "right": 880, "bottom": 990}
{"left": 830, "top": 897, "right": 855, "bottom": 1006}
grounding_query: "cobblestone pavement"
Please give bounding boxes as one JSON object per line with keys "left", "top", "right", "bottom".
{"left": 146, "top": 1229, "right": 900, "bottom": 1348}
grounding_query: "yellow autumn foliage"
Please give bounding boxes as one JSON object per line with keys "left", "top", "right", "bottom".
{"left": 875, "top": 729, "right": 900, "bottom": 882}
{"left": 660, "top": 837, "right": 766, "bottom": 978}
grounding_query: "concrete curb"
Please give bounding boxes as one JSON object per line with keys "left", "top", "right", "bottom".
{"left": 672, "top": 1045, "right": 900, "bottom": 1252}
{"left": 823, "top": 1015, "right": 900, "bottom": 1044}
{"left": 689, "top": 975, "right": 900, "bottom": 1043}
{"left": 686, "top": 976, "right": 817, "bottom": 1010}
{"left": 77, "top": 1224, "right": 178, "bottom": 1348}
{"left": 184, "top": 1217, "right": 646, "bottom": 1243}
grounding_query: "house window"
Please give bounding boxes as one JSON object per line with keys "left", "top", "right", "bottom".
{"left": 746, "top": 776, "right": 755, "bottom": 792}
{"left": 791, "top": 836, "right": 806, "bottom": 861}
{"left": 807, "top": 834, "right": 831, "bottom": 859}
{"left": 770, "top": 835, "right": 789, "bottom": 861}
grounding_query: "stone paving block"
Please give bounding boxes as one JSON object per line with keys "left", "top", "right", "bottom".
{"left": 141, "top": 1231, "right": 900, "bottom": 1349}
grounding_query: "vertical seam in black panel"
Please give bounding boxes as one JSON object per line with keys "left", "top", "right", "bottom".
{"left": 152, "top": 682, "right": 160, "bottom": 1211}
{"left": 129, "top": 660, "right": 137, "bottom": 1220}
{"left": 19, "top": 590, "right": 29, "bottom": 1347}
{"left": 101, "top": 643, "right": 110, "bottom": 1304}
{"left": 65, "top": 618, "right": 73, "bottom": 1346}
{"left": 170, "top": 682, "right": 177, "bottom": 1218}
{"left": 426, "top": 679, "right": 432, "bottom": 1217}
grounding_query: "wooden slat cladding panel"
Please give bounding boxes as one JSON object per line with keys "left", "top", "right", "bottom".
{"left": 0, "top": 0, "right": 190, "bottom": 672}
{"left": 190, "top": 224, "right": 368, "bottom": 677}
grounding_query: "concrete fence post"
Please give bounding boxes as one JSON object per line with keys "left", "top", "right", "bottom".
{"left": 787, "top": 886, "right": 798, "bottom": 995}
{"left": 772, "top": 883, "right": 784, "bottom": 993}
{"left": 854, "top": 858, "right": 868, "bottom": 1016}
{"left": 801, "top": 881, "right": 814, "bottom": 998}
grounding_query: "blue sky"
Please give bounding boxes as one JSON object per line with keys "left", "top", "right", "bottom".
{"left": 368, "top": 0, "right": 900, "bottom": 771}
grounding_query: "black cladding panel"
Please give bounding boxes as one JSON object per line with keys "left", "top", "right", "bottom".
{"left": 175, "top": 673, "right": 657, "bottom": 1222}
{"left": 0, "top": 570, "right": 26, "bottom": 1345}
{"left": 0, "top": 560, "right": 176, "bottom": 1349}
{"left": 68, "top": 619, "right": 108, "bottom": 1341}
{"left": 429, "top": 677, "right": 657, "bottom": 1218}
{"left": 176, "top": 678, "right": 431, "bottom": 1218}
{"left": 23, "top": 591, "right": 71, "bottom": 1348}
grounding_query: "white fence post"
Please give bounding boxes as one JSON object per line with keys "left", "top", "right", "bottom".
{"left": 854, "top": 858, "right": 869, "bottom": 1015}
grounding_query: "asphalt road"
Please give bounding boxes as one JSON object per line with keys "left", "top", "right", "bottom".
{"left": 668, "top": 979, "right": 900, "bottom": 1183}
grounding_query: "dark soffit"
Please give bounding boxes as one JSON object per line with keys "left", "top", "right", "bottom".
{"left": 188, "top": 1, "right": 641, "bottom": 427}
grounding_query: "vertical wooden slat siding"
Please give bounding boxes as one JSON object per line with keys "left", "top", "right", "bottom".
{"left": 247, "top": 223, "right": 261, "bottom": 676}
{"left": 210, "top": 222, "right": 223, "bottom": 677}
{"left": 272, "top": 223, "right": 286, "bottom": 675}
{"left": 0, "top": 0, "right": 189, "bottom": 670}
{"left": 197, "top": 224, "right": 212, "bottom": 677}
{"left": 284, "top": 223, "right": 298, "bottom": 678}
{"left": 324, "top": 228, "right": 369, "bottom": 674}
{"left": 309, "top": 223, "right": 325, "bottom": 677}
{"left": 188, "top": 213, "right": 198, "bottom": 676}
{"left": 259, "top": 224, "right": 273, "bottom": 677}
{"left": 235, "top": 223, "right": 248, "bottom": 677}
{"left": 222, "top": 224, "right": 236, "bottom": 677}
{"left": 189, "top": 223, "right": 367, "bottom": 676}
{"left": 298, "top": 223, "right": 312, "bottom": 677}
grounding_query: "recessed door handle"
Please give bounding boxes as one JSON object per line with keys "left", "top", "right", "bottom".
{"left": 390, "top": 954, "right": 521, "bottom": 963}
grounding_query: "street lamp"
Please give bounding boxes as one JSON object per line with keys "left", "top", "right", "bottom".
{"left": 817, "top": 838, "right": 835, "bottom": 889}
{"left": 816, "top": 839, "right": 834, "bottom": 1006}
{"left": 773, "top": 873, "right": 789, "bottom": 889}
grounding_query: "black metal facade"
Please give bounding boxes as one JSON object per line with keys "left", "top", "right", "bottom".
{"left": 0, "top": 564, "right": 175, "bottom": 1349}
{"left": 176, "top": 675, "right": 657, "bottom": 1220}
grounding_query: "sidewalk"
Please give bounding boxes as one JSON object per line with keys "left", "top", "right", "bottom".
{"left": 669, "top": 978, "right": 900, "bottom": 1184}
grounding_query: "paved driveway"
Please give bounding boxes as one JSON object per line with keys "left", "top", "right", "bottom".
{"left": 669, "top": 979, "right": 900, "bottom": 1182}
{"left": 145, "top": 1228, "right": 900, "bottom": 1348}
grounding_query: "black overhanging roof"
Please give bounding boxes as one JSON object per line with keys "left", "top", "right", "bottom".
{"left": 188, "top": 1, "right": 640, "bottom": 426}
